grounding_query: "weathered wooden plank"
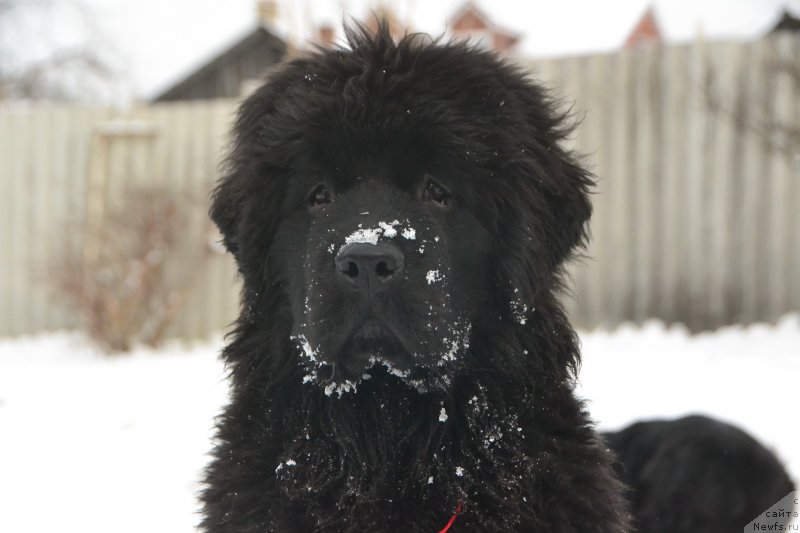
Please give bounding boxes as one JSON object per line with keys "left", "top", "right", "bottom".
{"left": 47, "top": 105, "right": 75, "bottom": 329}
{"left": 788, "top": 36, "right": 800, "bottom": 315}
{"left": 583, "top": 51, "right": 614, "bottom": 329}
{"left": 7, "top": 109, "right": 31, "bottom": 334}
{"left": 707, "top": 42, "right": 743, "bottom": 327}
{"left": 609, "top": 47, "right": 637, "bottom": 326}
{"left": 186, "top": 100, "right": 215, "bottom": 339}
{"left": 754, "top": 39, "right": 778, "bottom": 322}
{"left": 29, "top": 106, "right": 52, "bottom": 331}
{"left": 767, "top": 33, "right": 796, "bottom": 321}
{"left": 659, "top": 43, "right": 688, "bottom": 324}
{"left": 683, "top": 39, "right": 712, "bottom": 330}
{"left": 204, "top": 100, "right": 240, "bottom": 337}
{"left": 0, "top": 109, "right": 14, "bottom": 333}
{"left": 632, "top": 43, "right": 662, "bottom": 323}
{"left": 738, "top": 39, "right": 770, "bottom": 323}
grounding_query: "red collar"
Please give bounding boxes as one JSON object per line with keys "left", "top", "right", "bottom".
{"left": 438, "top": 500, "right": 464, "bottom": 533}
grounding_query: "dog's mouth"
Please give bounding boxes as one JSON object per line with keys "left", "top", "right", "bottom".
{"left": 334, "top": 319, "right": 411, "bottom": 380}
{"left": 298, "top": 310, "right": 467, "bottom": 395}
{"left": 347, "top": 319, "right": 405, "bottom": 351}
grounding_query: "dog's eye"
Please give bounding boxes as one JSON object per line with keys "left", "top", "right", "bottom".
{"left": 308, "top": 185, "right": 331, "bottom": 208}
{"left": 424, "top": 180, "right": 449, "bottom": 206}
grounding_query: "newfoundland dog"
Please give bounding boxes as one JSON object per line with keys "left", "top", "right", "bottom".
{"left": 201, "top": 23, "right": 630, "bottom": 532}
{"left": 605, "top": 415, "right": 795, "bottom": 532}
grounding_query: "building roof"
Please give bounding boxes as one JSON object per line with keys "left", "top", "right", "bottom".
{"left": 624, "top": 6, "right": 662, "bottom": 48}
{"left": 152, "top": 24, "right": 286, "bottom": 102}
{"left": 769, "top": 9, "right": 800, "bottom": 33}
{"left": 448, "top": 1, "right": 522, "bottom": 51}
{"left": 449, "top": 2, "right": 521, "bottom": 37}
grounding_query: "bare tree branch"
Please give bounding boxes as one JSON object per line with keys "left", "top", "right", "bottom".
{"left": 702, "top": 43, "right": 800, "bottom": 166}
{"left": 0, "top": 0, "right": 125, "bottom": 102}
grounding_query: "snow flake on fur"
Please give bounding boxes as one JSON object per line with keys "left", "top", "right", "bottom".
{"left": 340, "top": 219, "right": 417, "bottom": 249}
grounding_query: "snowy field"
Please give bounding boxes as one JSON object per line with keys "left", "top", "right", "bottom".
{"left": 1, "top": 316, "right": 798, "bottom": 533}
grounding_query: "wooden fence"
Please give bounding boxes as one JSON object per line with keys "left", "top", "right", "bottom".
{"left": 0, "top": 100, "right": 240, "bottom": 339}
{"left": 0, "top": 35, "right": 798, "bottom": 339}
{"left": 528, "top": 34, "right": 800, "bottom": 331}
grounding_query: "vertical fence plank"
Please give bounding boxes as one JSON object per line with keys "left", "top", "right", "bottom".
{"left": 756, "top": 39, "right": 778, "bottom": 322}
{"left": 593, "top": 50, "right": 618, "bottom": 329}
{"left": 206, "top": 99, "right": 240, "bottom": 337}
{"left": 28, "top": 106, "right": 48, "bottom": 331}
{"left": 48, "top": 105, "right": 74, "bottom": 329}
{"left": 739, "top": 39, "right": 769, "bottom": 323}
{"left": 767, "top": 33, "right": 796, "bottom": 321}
{"left": 186, "top": 100, "right": 214, "bottom": 340}
{"left": 164, "top": 102, "right": 191, "bottom": 338}
{"left": 633, "top": 44, "right": 663, "bottom": 323}
{"left": 709, "top": 42, "right": 742, "bottom": 327}
{"left": 684, "top": 39, "right": 711, "bottom": 330}
{"left": 789, "top": 36, "right": 800, "bottom": 315}
{"left": 8, "top": 109, "right": 32, "bottom": 334}
{"left": 659, "top": 43, "right": 688, "bottom": 324}
{"left": 725, "top": 43, "right": 748, "bottom": 325}
{"left": 0, "top": 110, "right": 13, "bottom": 332}
{"left": 610, "top": 47, "right": 637, "bottom": 325}
{"left": 194, "top": 101, "right": 217, "bottom": 339}
{"left": 583, "top": 51, "right": 613, "bottom": 329}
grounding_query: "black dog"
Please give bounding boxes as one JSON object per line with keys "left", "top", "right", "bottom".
{"left": 201, "top": 23, "right": 630, "bottom": 532}
{"left": 605, "top": 415, "right": 795, "bottom": 532}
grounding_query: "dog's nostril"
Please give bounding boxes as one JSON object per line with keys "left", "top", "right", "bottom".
{"left": 342, "top": 261, "right": 359, "bottom": 279}
{"left": 375, "top": 260, "right": 393, "bottom": 279}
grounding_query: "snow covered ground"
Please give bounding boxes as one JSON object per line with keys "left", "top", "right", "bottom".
{"left": 1, "top": 316, "right": 798, "bottom": 533}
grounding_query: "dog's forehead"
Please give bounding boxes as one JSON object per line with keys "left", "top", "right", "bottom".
{"left": 304, "top": 137, "right": 429, "bottom": 193}
{"left": 267, "top": 47, "right": 535, "bottom": 213}
{"left": 297, "top": 90, "right": 483, "bottom": 179}
{"left": 332, "top": 176, "right": 416, "bottom": 208}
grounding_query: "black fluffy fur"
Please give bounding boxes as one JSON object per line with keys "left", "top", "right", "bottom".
{"left": 605, "top": 415, "right": 795, "bottom": 533}
{"left": 201, "top": 22, "right": 631, "bottom": 532}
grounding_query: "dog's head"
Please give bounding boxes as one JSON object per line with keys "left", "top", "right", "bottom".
{"left": 211, "top": 23, "right": 592, "bottom": 395}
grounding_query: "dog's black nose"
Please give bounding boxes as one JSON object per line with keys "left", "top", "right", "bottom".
{"left": 336, "top": 242, "right": 404, "bottom": 292}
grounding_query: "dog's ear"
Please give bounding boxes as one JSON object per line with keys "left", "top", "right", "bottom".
{"left": 523, "top": 85, "right": 593, "bottom": 267}
{"left": 499, "top": 86, "right": 593, "bottom": 310}
{"left": 209, "top": 93, "right": 263, "bottom": 260}
{"left": 209, "top": 81, "right": 287, "bottom": 261}
{"left": 209, "top": 151, "right": 285, "bottom": 270}
{"left": 210, "top": 171, "right": 245, "bottom": 258}
{"left": 538, "top": 150, "right": 594, "bottom": 266}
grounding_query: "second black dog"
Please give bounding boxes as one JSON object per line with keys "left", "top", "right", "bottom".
{"left": 605, "top": 414, "right": 794, "bottom": 532}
